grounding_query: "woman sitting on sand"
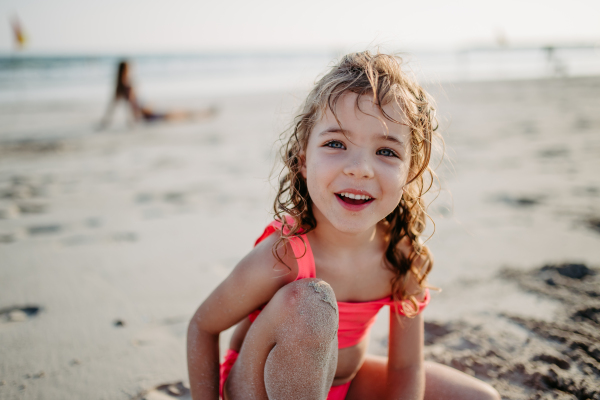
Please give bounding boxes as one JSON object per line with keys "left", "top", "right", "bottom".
{"left": 99, "top": 60, "right": 215, "bottom": 129}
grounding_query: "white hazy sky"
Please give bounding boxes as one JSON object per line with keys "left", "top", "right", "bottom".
{"left": 1, "top": 0, "right": 599, "bottom": 53}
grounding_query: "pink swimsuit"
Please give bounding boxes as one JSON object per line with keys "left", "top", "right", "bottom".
{"left": 220, "top": 219, "right": 430, "bottom": 399}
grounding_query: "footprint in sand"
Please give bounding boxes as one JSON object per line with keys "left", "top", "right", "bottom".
{"left": 542, "top": 262, "right": 594, "bottom": 280}
{"left": 17, "top": 200, "right": 48, "bottom": 214}
{"left": 0, "top": 306, "right": 41, "bottom": 323}
{"left": 538, "top": 146, "right": 569, "bottom": 159}
{"left": 132, "top": 381, "right": 191, "bottom": 400}
{"left": 61, "top": 231, "right": 138, "bottom": 246}
{"left": 532, "top": 354, "right": 570, "bottom": 370}
{"left": 0, "top": 229, "right": 26, "bottom": 243}
{"left": 424, "top": 321, "right": 453, "bottom": 345}
{"left": 135, "top": 192, "right": 154, "bottom": 204}
{"left": 0, "top": 201, "right": 20, "bottom": 219}
{"left": 496, "top": 194, "right": 542, "bottom": 208}
{"left": 27, "top": 224, "right": 62, "bottom": 236}
{"left": 587, "top": 217, "right": 600, "bottom": 234}
{"left": 572, "top": 306, "right": 600, "bottom": 324}
{"left": 111, "top": 232, "right": 138, "bottom": 243}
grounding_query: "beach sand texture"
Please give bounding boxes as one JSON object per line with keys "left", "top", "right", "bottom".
{"left": 1, "top": 76, "right": 599, "bottom": 400}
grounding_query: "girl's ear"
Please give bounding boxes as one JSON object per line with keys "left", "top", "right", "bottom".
{"left": 299, "top": 152, "right": 307, "bottom": 179}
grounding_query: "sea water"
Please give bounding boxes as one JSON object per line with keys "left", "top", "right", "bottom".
{"left": 2, "top": 47, "right": 600, "bottom": 103}
{"left": 0, "top": 46, "right": 599, "bottom": 140}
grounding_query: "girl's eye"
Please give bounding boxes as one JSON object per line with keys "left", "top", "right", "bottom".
{"left": 325, "top": 140, "right": 345, "bottom": 149}
{"left": 376, "top": 148, "right": 398, "bottom": 158}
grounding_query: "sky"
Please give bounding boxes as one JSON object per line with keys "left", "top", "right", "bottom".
{"left": 1, "top": 0, "right": 599, "bottom": 54}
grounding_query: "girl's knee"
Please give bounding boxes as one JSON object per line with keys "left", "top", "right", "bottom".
{"left": 424, "top": 361, "right": 501, "bottom": 400}
{"left": 273, "top": 279, "right": 338, "bottom": 343}
{"left": 483, "top": 386, "right": 501, "bottom": 400}
{"left": 468, "top": 377, "right": 500, "bottom": 400}
{"left": 464, "top": 378, "right": 501, "bottom": 400}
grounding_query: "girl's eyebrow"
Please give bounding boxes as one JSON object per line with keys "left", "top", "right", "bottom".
{"left": 318, "top": 127, "right": 405, "bottom": 147}
{"left": 377, "top": 134, "right": 405, "bottom": 147}
{"left": 317, "top": 127, "right": 346, "bottom": 137}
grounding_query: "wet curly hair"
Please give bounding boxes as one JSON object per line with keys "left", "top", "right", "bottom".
{"left": 273, "top": 50, "right": 440, "bottom": 315}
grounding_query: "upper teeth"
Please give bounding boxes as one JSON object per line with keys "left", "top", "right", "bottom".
{"left": 340, "top": 192, "right": 371, "bottom": 200}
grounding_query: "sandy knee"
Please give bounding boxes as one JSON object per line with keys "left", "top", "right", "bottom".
{"left": 274, "top": 279, "right": 338, "bottom": 342}
{"left": 306, "top": 280, "right": 338, "bottom": 313}
{"left": 286, "top": 278, "right": 338, "bottom": 315}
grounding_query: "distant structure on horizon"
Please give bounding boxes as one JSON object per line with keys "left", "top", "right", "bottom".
{"left": 494, "top": 27, "right": 509, "bottom": 49}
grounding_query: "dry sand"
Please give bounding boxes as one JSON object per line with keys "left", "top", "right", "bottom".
{"left": 1, "top": 76, "right": 599, "bottom": 400}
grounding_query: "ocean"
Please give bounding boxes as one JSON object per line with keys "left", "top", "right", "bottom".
{"left": 1, "top": 46, "right": 599, "bottom": 141}
{"left": 2, "top": 46, "right": 599, "bottom": 103}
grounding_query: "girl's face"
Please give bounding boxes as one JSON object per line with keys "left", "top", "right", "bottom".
{"left": 301, "top": 91, "right": 412, "bottom": 234}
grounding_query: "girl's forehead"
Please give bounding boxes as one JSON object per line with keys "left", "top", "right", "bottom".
{"left": 313, "top": 92, "right": 410, "bottom": 134}
{"left": 325, "top": 91, "right": 408, "bottom": 126}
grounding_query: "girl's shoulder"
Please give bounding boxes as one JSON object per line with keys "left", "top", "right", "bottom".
{"left": 193, "top": 228, "right": 300, "bottom": 335}
{"left": 236, "top": 228, "right": 300, "bottom": 286}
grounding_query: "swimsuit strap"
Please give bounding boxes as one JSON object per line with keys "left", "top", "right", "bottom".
{"left": 254, "top": 217, "right": 316, "bottom": 280}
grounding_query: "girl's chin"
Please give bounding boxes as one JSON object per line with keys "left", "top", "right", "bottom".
{"left": 311, "top": 202, "right": 384, "bottom": 234}
{"left": 320, "top": 213, "right": 379, "bottom": 234}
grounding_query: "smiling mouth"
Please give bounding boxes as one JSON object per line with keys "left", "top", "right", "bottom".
{"left": 336, "top": 192, "right": 375, "bottom": 206}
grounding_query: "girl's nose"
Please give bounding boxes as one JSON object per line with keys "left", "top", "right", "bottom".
{"left": 343, "top": 155, "right": 374, "bottom": 179}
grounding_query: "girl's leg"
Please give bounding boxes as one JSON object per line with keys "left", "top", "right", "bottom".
{"left": 346, "top": 355, "right": 500, "bottom": 400}
{"left": 224, "top": 279, "right": 339, "bottom": 400}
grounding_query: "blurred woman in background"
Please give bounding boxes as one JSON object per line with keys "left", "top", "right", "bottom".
{"left": 99, "top": 60, "right": 216, "bottom": 129}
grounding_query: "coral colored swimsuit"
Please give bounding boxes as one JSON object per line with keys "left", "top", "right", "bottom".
{"left": 219, "top": 220, "right": 430, "bottom": 400}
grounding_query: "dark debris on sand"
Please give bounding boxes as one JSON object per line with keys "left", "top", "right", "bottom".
{"left": 587, "top": 218, "right": 600, "bottom": 235}
{"left": 130, "top": 381, "right": 190, "bottom": 400}
{"left": 0, "top": 305, "right": 41, "bottom": 323}
{"left": 0, "top": 139, "right": 75, "bottom": 155}
{"left": 425, "top": 263, "right": 600, "bottom": 400}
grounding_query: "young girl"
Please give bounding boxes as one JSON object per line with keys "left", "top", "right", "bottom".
{"left": 187, "top": 51, "right": 500, "bottom": 400}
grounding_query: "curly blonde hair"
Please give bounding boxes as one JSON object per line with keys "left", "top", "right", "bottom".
{"left": 273, "top": 51, "right": 439, "bottom": 314}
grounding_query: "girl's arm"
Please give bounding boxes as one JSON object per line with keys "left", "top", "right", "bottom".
{"left": 386, "top": 311, "right": 425, "bottom": 400}
{"left": 386, "top": 244, "right": 430, "bottom": 400}
{"left": 187, "top": 234, "right": 298, "bottom": 400}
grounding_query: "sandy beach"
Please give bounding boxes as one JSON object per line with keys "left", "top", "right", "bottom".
{"left": 1, "top": 75, "right": 599, "bottom": 400}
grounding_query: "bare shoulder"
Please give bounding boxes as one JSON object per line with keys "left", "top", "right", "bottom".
{"left": 193, "top": 231, "right": 300, "bottom": 334}
{"left": 234, "top": 231, "right": 300, "bottom": 286}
